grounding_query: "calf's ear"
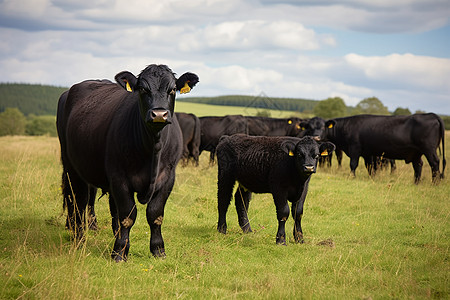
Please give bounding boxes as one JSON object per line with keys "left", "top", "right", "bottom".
{"left": 319, "top": 142, "right": 336, "bottom": 156}
{"left": 176, "top": 72, "right": 199, "bottom": 94}
{"left": 281, "top": 140, "right": 297, "bottom": 157}
{"left": 115, "top": 71, "right": 138, "bottom": 92}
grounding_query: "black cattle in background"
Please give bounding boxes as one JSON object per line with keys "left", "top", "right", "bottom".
{"left": 246, "top": 116, "right": 304, "bottom": 137}
{"left": 299, "top": 117, "right": 343, "bottom": 167}
{"left": 176, "top": 112, "right": 201, "bottom": 166}
{"left": 322, "top": 113, "right": 446, "bottom": 184}
{"left": 199, "top": 115, "right": 248, "bottom": 164}
{"left": 216, "top": 134, "right": 335, "bottom": 245}
{"left": 57, "top": 64, "right": 199, "bottom": 261}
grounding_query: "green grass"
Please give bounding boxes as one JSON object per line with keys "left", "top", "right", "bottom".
{"left": 175, "top": 101, "right": 310, "bottom": 118}
{"left": 0, "top": 130, "right": 448, "bottom": 299}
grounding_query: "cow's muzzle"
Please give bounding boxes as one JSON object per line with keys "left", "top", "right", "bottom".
{"left": 303, "top": 165, "right": 316, "bottom": 173}
{"left": 149, "top": 109, "right": 170, "bottom": 123}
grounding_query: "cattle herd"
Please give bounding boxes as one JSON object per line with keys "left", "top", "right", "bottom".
{"left": 56, "top": 64, "right": 446, "bottom": 261}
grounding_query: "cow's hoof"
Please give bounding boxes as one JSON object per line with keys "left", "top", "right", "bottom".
{"left": 217, "top": 224, "right": 227, "bottom": 234}
{"left": 276, "top": 236, "right": 287, "bottom": 246}
{"left": 112, "top": 252, "right": 127, "bottom": 263}
{"left": 152, "top": 248, "right": 166, "bottom": 259}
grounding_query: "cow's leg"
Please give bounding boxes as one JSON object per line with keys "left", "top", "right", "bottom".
{"left": 209, "top": 148, "right": 216, "bottom": 165}
{"left": 336, "top": 149, "right": 343, "bottom": 167}
{"left": 87, "top": 186, "right": 98, "bottom": 231}
{"left": 273, "top": 195, "right": 290, "bottom": 245}
{"left": 146, "top": 177, "right": 176, "bottom": 258}
{"left": 234, "top": 184, "right": 252, "bottom": 233}
{"left": 424, "top": 150, "right": 441, "bottom": 184}
{"left": 110, "top": 183, "right": 137, "bottom": 262}
{"left": 108, "top": 195, "right": 119, "bottom": 236}
{"left": 62, "top": 169, "right": 89, "bottom": 243}
{"left": 217, "top": 174, "right": 235, "bottom": 234}
{"left": 349, "top": 156, "right": 359, "bottom": 177}
{"left": 412, "top": 157, "right": 424, "bottom": 184}
{"left": 390, "top": 160, "right": 397, "bottom": 174}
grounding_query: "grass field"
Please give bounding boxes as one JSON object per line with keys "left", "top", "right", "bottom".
{"left": 0, "top": 128, "right": 448, "bottom": 298}
{"left": 175, "top": 101, "right": 310, "bottom": 118}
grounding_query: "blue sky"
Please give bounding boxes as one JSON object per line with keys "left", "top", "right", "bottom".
{"left": 0, "top": 0, "right": 449, "bottom": 114}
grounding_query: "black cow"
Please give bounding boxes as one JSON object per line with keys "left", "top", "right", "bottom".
{"left": 299, "top": 117, "right": 339, "bottom": 167}
{"left": 57, "top": 64, "right": 198, "bottom": 261}
{"left": 176, "top": 112, "right": 201, "bottom": 166}
{"left": 216, "top": 134, "right": 335, "bottom": 245}
{"left": 246, "top": 116, "right": 303, "bottom": 137}
{"left": 322, "top": 113, "right": 446, "bottom": 184}
{"left": 199, "top": 115, "right": 248, "bottom": 164}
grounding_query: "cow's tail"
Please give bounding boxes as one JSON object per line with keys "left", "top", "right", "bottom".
{"left": 438, "top": 115, "right": 446, "bottom": 179}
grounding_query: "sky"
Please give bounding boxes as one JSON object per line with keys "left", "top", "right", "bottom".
{"left": 0, "top": 0, "right": 449, "bottom": 114}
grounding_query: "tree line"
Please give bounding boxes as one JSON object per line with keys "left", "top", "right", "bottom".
{"left": 0, "top": 83, "right": 448, "bottom": 136}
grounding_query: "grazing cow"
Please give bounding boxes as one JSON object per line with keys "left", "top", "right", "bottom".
{"left": 199, "top": 115, "right": 248, "bottom": 164}
{"left": 216, "top": 134, "right": 335, "bottom": 245}
{"left": 322, "top": 113, "right": 446, "bottom": 184}
{"left": 246, "top": 116, "right": 303, "bottom": 137}
{"left": 57, "top": 64, "right": 199, "bottom": 261}
{"left": 176, "top": 112, "right": 201, "bottom": 166}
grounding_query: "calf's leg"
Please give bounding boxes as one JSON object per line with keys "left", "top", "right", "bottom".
{"left": 235, "top": 185, "right": 252, "bottom": 233}
{"left": 273, "top": 195, "right": 290, "bottom": 245}
{"left": 217, "top": 175, "right": 235, "bottom": 234}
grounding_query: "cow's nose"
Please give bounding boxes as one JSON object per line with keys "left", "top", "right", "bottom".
{"left": 304, "top": 165, "right": 315, "bottom": 173}
{"left": 313, "top": 136, "right": 321, "bottom": 141}
{"left": 150, "top": 109, "right": 170, "bottom": 123}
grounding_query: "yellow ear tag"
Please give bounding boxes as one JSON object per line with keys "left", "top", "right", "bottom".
{"left": 289, "top": 150, "right": 294, "bottom": 156}
{"left": 328, "top": 124, "right": 333, "bottom": 129}
{"left": 321, "top": 150, "right": 329, "bottom": 156}
{"left": 180, "top": 82, "right": 191, "bottom": 94}
{"left": 288, "top": 120, "right": 292, "bottom": 124}
{"left": 301, "top": 127, "right": 305, "bottom": 130}
{"left": 125, "top": 81, "right": 132, "bottom": 92}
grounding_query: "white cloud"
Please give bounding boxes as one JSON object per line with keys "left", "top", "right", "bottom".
{"left": 345, "top": 53, "right": 450, "bottom": 92}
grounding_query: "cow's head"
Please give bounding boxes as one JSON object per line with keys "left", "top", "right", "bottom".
{"left": 282, "top": 136, "right": 335, "bottom": 175}
{"left": 322, "top": 119, "right": 336, "bottom": 140}
{"left": 115, "top": 64, "right": 199, "bottom": 132}
{"left": 299, "top": 117, "right": 326, "bottom": 141}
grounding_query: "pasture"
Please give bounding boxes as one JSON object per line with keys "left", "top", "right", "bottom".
{"left": 0, "top": 131, "right": 448, "bottom": 299}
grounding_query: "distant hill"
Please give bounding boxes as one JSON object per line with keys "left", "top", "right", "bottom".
{"left": 0, "top": 83, "right": 318, "bottom": 116}
{"left": 0, "top": 83, "right": 68, "bottom": 116}
{"left": 177, "top": 94, "right": 318, "bottom": 113}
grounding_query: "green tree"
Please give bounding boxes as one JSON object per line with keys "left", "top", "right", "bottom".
{"left": 393, "top": 107, "right": 411, "bottom": 115}
{"left": 313, "top": 97, "right": 347, "bottom": 119}
{"left": 25, "top": 115, "right": 57, "bottom": 136}
{"left": 0, "top": 108, "right": 26, "bottom": 136}
{"left": 354, "top": 97, "right": 390, "bottom": 115}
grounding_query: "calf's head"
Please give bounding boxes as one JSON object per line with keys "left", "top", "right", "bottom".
{"left": 283, "top": 137, "right": 335, "bottom": 175}
{"left": 115, "top": 64, "right": 199, "bottom": 132}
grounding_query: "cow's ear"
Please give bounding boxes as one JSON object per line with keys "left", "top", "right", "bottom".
{"left": 299, "top": 121, "right": 308, "bottom": 131}
{"left": 176, "top": 72, "right": 199, "bottom": 94}
{"left": 281, "top": 140, "right": 297, "bottom": 157}
{"left": 115, "top": 71, "right": 138, "bottom": 92}
{"left": 325, "top": 120, "right": 336, "bottom": 129}
{"left": 319, "top": 142, "right": 336, "bottom": 157}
